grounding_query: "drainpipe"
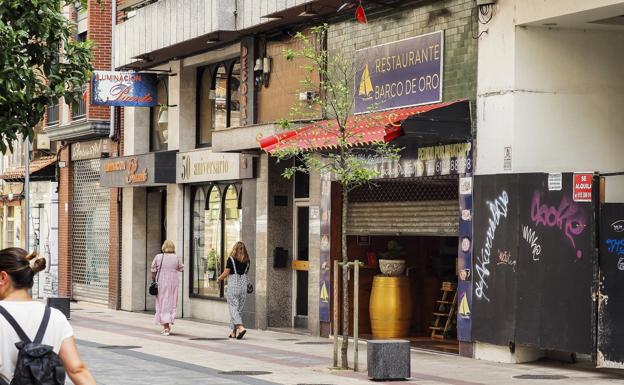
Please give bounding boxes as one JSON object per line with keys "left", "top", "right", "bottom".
{"left": 109, "top": 0, "right": 116, "bottom": 139}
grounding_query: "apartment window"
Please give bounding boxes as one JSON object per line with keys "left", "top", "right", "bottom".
{"left": 71, "top": 85, "right": 87, "bottom": 120}
{"left": 191, "top": 184, "right": 242, "bottom": 298}
{"left": 196, "top": 59, "right": 242, "bottom": 147}
{"left": 47, "top": 100, "right": 59, "bottom": 126}
{"left": 150, "top": 78, "right": 168, "bottom": 152}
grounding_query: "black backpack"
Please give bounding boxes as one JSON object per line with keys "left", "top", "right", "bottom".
{"left": 0, "top": 305, "right": 66, "bottom": 385}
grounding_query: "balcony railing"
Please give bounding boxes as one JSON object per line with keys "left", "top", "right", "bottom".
{"left": 46, "top": 103, "right": 59, "bottom": 126}
{"left": 72, "top": 87, "right": 87, "bottom": 120}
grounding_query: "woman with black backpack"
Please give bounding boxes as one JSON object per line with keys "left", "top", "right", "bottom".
{"left": 0, "top": 248, "right": 96, "bottom": 385}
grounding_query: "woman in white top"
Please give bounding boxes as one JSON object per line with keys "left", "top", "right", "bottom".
{"left": 0, "top": 248, "right": 96, "bottom": 385}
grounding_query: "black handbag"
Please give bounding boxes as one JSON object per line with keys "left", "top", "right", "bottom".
{"left": 245, "top": 262, "right": 253, "bottom": 293}
{"left": 149, "top": 254, "right": 163, "bottom": 296}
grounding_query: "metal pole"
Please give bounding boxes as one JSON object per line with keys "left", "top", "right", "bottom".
{"left": 333, "top": 259, "right": 340, "bottom": 368}
{"left": 25, "top": 138, "right": 30, "bottom": 251}
{"left": 353, "top": 261, "right": 360, "bottom": 372}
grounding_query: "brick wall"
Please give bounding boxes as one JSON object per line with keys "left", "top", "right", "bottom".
{"left": 58, "top": 146, "right": 72, "bottom": 298}
{"left": 328, "top": 0, "right": 477, "bottom": 110}
{"left": 86, "top": 0, "right": 112, "bottom": 121}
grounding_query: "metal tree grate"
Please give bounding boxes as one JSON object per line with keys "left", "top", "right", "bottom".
{"left": 512, "top": 374, "right": 569, "bottom": 380}
{"left": 219, "top": 371, "right": 272, "bottom": 376}
{"left": 98, "top": 345, "right": 142, "bottom": 350}
{"left": 349, "top": 175, "right": 459, "bottom": 203}
{"left": 71, "top": 158, "right": 110, "bottom": 304}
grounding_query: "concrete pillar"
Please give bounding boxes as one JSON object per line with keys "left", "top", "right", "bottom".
{"left": 123, "top": 107, "right": 149, "bottom": 155}
{"left": 165, "top": 184, "right": 185, "bottom": 318}
{"left": 254, "top": 153, "right": 269, "bottom": 330}
{"left": 167, "top": 60, "right": 196, "bottom": 152}
{"left": 308, "top": 167, "right": 321, "bottom": 336}
{"left": 121, "top": 187, "right": 147, "bottom": 311}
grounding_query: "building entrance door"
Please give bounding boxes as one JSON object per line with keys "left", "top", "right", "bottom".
{"left": 293, "top": 203, "right": 309, "bottom": 329}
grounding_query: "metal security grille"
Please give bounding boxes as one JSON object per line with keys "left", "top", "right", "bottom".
{"left": 347, "top": 176, "right": 460, "bottom": 236}
{"left": 349, "top": 175, "right": 459, "bottom": 203}
{"left": 72, "top": 159, "right": 110, "bottom": 304}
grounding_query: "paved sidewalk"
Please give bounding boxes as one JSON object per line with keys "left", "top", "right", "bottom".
{"left": 68, "top": 303, "right": 624, "bottom": 385}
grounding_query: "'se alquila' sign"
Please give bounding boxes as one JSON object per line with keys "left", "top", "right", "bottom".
{"left": 354, "top": 31, "right": 444, "bottom": 114}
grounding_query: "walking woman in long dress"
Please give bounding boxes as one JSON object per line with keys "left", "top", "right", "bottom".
{"left": 217, "top": 241, "right": 250, "bottom": 339}
{"left": 151, "top": 240, "right": 184, "bottom": 336}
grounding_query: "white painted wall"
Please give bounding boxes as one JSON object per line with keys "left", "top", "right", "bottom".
{"left": 477, "top": 0, "right": 624, "bottom": 201}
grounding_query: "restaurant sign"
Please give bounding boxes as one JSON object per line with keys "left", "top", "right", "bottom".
{"left": 354, "top": 31, "right": 443, "bottom": 114}
{"left": 100, "top": 151, "right": 176, "bottom": 188}
{"left": 177, "top": 150, "right": 254, "bottom": 184}
{"left": 91, "top": 71, "right": 158, "bottom": 107}
{"left": 361, "top": 142, "right": 472, "bottom": 179}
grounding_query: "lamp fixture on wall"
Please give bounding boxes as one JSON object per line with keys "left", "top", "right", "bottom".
{"left": 254, "top": 57, "right": 272, "bottom": 87}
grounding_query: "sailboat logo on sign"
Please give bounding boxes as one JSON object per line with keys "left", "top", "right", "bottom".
{"left": 358, "top": 64, "right": 374, "bottom": 100}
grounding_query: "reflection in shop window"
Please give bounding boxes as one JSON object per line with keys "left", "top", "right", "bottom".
{"left": 192, "top": 186, "right": 222, "bottom": 297}
{"left": 213, "top": 65, "right": 228, "bottom": 131}
{"left": 191, "top": 184, "right": 242, "bottom": 298}
{"left": 229, "top": 62, "right": 241, "bottom": 128}
{"left": 196, "top": 59, "right": 242, "bottom": 148}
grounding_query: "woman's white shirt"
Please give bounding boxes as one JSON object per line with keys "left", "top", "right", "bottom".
{"left": 0, "top": 301, "right": 73, "bottom": 383}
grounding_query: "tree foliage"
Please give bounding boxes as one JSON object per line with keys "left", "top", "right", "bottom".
{"left": 0, "top": 0, "right": 93, "bottom": 152}
{"left": 273, "top": 24, "right": 400, "bottom": 369}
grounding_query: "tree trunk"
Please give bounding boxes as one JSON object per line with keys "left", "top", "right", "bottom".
{"left": 341, "top": 187, "right": 349, "bottom": 369}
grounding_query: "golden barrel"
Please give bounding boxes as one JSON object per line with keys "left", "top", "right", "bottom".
{"left": 369, "top": 275, "right": 412, "bottom": 339}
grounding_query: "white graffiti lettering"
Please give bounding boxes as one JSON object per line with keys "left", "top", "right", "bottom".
{"left": 475, "top": 190, "right": 509, "bottom": 302}
{"left": 522, "top": 225, "right": 542, "bottom": 261}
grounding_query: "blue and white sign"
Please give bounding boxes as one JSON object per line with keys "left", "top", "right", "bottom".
{"left": 91, "top": 71, "right": 158, "bottom": 107}
{"left": 354, "top": 31, "right": 443, "bottom": 114}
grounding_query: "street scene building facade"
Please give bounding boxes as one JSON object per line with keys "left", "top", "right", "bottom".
{"left": 8, "top": 0, "right": 624, "bottom": 376}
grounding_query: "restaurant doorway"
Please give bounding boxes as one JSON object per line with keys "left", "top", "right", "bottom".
{"left": 336, "top": 176, "right": 461, "bottom": 354}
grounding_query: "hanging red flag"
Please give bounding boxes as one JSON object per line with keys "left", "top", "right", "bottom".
{"left": 355, "top": 3, "right": 367, "bottom": 24}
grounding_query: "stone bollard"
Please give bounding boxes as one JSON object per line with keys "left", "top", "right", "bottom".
{"left": 367, "top": 339, "right": 410, "bottom": 381}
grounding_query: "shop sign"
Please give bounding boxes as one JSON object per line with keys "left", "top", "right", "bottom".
{"left": 176, "top": 150, "right": 254, "bottom": 184}
{"left": 573, "top": 173, "right": 593, "bottom": 202}
{"left": 100, "top": 151, "right": 176, "bottom": 187}
{"left": 91, "top": 71, "right": 158, "bottom": 107}
{"left": 354, "top": 31, "right": 443, "bottom": 114}
{"left": 71, "top": 139, "right": 109, "bottom": 161}
{"left": 240, "top": 45, "right": 249, "bottom": 125}
{"left": 360, "top": 142, "right": 472, "bottom": 179}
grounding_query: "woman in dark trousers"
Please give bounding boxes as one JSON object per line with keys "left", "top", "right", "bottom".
{"left": 218, "top": 241, "right": 250, "bottom": 339}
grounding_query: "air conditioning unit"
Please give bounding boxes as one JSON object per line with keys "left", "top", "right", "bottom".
{"left": 35, "top": 133, "right": 51, "bottom": 151}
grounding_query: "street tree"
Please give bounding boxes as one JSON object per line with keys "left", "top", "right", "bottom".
{"left": 272, "top": 24, "right": 400, "bottom": 369}
{"left": 0, "top": 0, "right": 93, "bottom": 152}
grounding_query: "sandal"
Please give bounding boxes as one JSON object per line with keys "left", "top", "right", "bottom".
{"left": 236, "top": 328, "right": 247, "bottom": 340}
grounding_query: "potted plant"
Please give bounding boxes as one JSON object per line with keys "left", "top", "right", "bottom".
{"left": 378, "top": 240, "right": 406, "bottom": 276}
{"left": 205, "top": 249, "right": 218, "bottom": 280}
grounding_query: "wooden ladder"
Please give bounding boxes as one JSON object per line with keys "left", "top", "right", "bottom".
{"left": 429, "top": 281, "right": 457, "bottom": 340}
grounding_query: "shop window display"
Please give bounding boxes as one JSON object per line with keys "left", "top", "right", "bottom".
{"left": 191, "top": 184, "right": 242, "bottom": 298}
